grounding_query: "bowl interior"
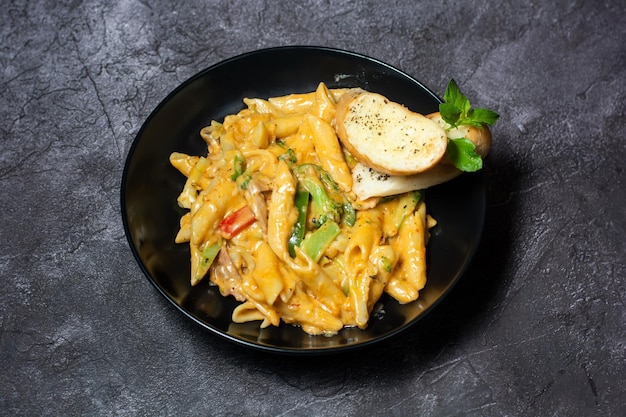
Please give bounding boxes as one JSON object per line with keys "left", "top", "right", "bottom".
{"left": 121, "top": 46, "right": 486, "bottom": 354}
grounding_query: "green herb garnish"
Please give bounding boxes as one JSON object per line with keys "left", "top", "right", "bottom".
{"left": 446, "top": 138, "right": 483, "bottom": 172}
{"left": 440, "top": 79, "right": 499, "bottom": 129}
{"left": 439, "top": 79, "right": 499, "bottom": 172}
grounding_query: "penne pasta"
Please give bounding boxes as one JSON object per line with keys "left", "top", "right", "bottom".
{"left": 268, "top": 92, "right": 315, "bottom": 114}
{"left": 344, "top": 210, "right": 382, "bottom": 327}
{"left": 386, "top": 203, "right": 428, "bottom": 303}
{"left": 266, "top": 160, "right": 298, "bottom": 262}
{"left": 311, "top": 82, "right": 336, "bottom": 122}
{"left": 306, "top": 114, "right": 353, "bottom": 192}
{"left": 170, "top": 83, "right": 434, "bottom": 335}
{"left": 252, "top": 242, "right": 285, "bottom": 305}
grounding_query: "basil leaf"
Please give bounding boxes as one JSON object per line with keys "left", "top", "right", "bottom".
{"left": 469, "top": 107, "right": 500, "bottom": 126}
{"left": 439, "top": 102, "right": 461, "bottom": 125}
{"left": 446, "top": 138, "right": 483, "bottom": 172}
{"left": 441, "top": 79, "right": 499, "bottom": 129}
{"left": 443, "top": 79, "right": 467, "bottom": 110}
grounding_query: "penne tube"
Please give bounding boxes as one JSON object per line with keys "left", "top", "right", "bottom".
{"left": 306, "top": 114, "right": 353, "bottom": 192}
{"left": 312, "top": 82, "right": 336, "bottom": 122}
{"left": 266, "top": 160, "right": 298, "bottom": 261}
{"left": 384, "top": 278, "right": 419, "bottom": 304}
{"left": 274, "top": 286, "right": 344, "bottom": 335}
{"left": 386, "top": 208, "right": 427, "bottom": 303}
{"left": 174, "top": 212, "right": 191, "bottom": 243}
{"left": 169, "top": 152, "right": 200, "bottom": 177}
{"left": 344, "top": 210, "right": 382, "bottom": 326}
{"left": 190, "top": 180, "right": 238, "bottom": 246}
{"left": 252, "top": 242, "right": 285, "bottom": 305}
{"left": 243, "top": 97, "right": 284, "bottom": 116}
{"left": 232, "top": 301, "right": 266, "bottom": 323}
{"left": 268, "top": 92, "right": 315, "bottom": 114}
{"left": 270, "top": 114, "right": 304, "bottom": 139}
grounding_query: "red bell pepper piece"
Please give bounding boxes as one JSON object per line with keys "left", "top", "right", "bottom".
{"left": 219, "top": 206, "right": 256, "bottom": 239}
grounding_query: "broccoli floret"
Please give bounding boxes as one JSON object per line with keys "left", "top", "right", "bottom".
{"left": 278, "top": 148, "right": 297, "bottom": 166}
{"left": 294, "top": 164, "right": 355, "bottom": 228}
{"left": 315, "top": 166, "right": 356, "bottom": 227}
{"left": 298, "top": 173, "right": 342, "bottom": 227}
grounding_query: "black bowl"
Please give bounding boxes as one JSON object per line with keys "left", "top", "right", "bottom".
{"left": 121, "top": 46, "right": 486, "bottom": 354}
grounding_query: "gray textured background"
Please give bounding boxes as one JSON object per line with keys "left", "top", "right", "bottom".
{"left": 2, "top": 0, "right": 625, "bottom": 416}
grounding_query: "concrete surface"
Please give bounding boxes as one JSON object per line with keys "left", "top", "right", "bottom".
{"left": 1, "top": 0, "right": 625, "bottom": 415}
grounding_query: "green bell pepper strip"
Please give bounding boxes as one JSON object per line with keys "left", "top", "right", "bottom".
{"left": 300, "top": 221, "right": 341, "bottom": 262}
{"left": 288, "top": 188, "right": 310, "bottom": 258}
{"left": 194, "top": 242, "right": 222, "bottom": 283}
{"left": 229, "top": 153, "right": 245, "bottom": 181}
{"left": 342, "top": 201, "right": 356, "bottom": 227}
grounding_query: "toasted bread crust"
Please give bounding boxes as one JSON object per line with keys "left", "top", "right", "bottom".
{"left": 335, "top": 91, "right": 448, "bottom": 175}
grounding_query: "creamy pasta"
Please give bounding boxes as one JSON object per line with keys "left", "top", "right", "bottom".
{"left": 170, "top": 82, "right": 434, "bottom": 335}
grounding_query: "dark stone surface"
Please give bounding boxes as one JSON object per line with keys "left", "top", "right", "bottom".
{"left": 1, "top": 0, "right": 624, "bottom": 415}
